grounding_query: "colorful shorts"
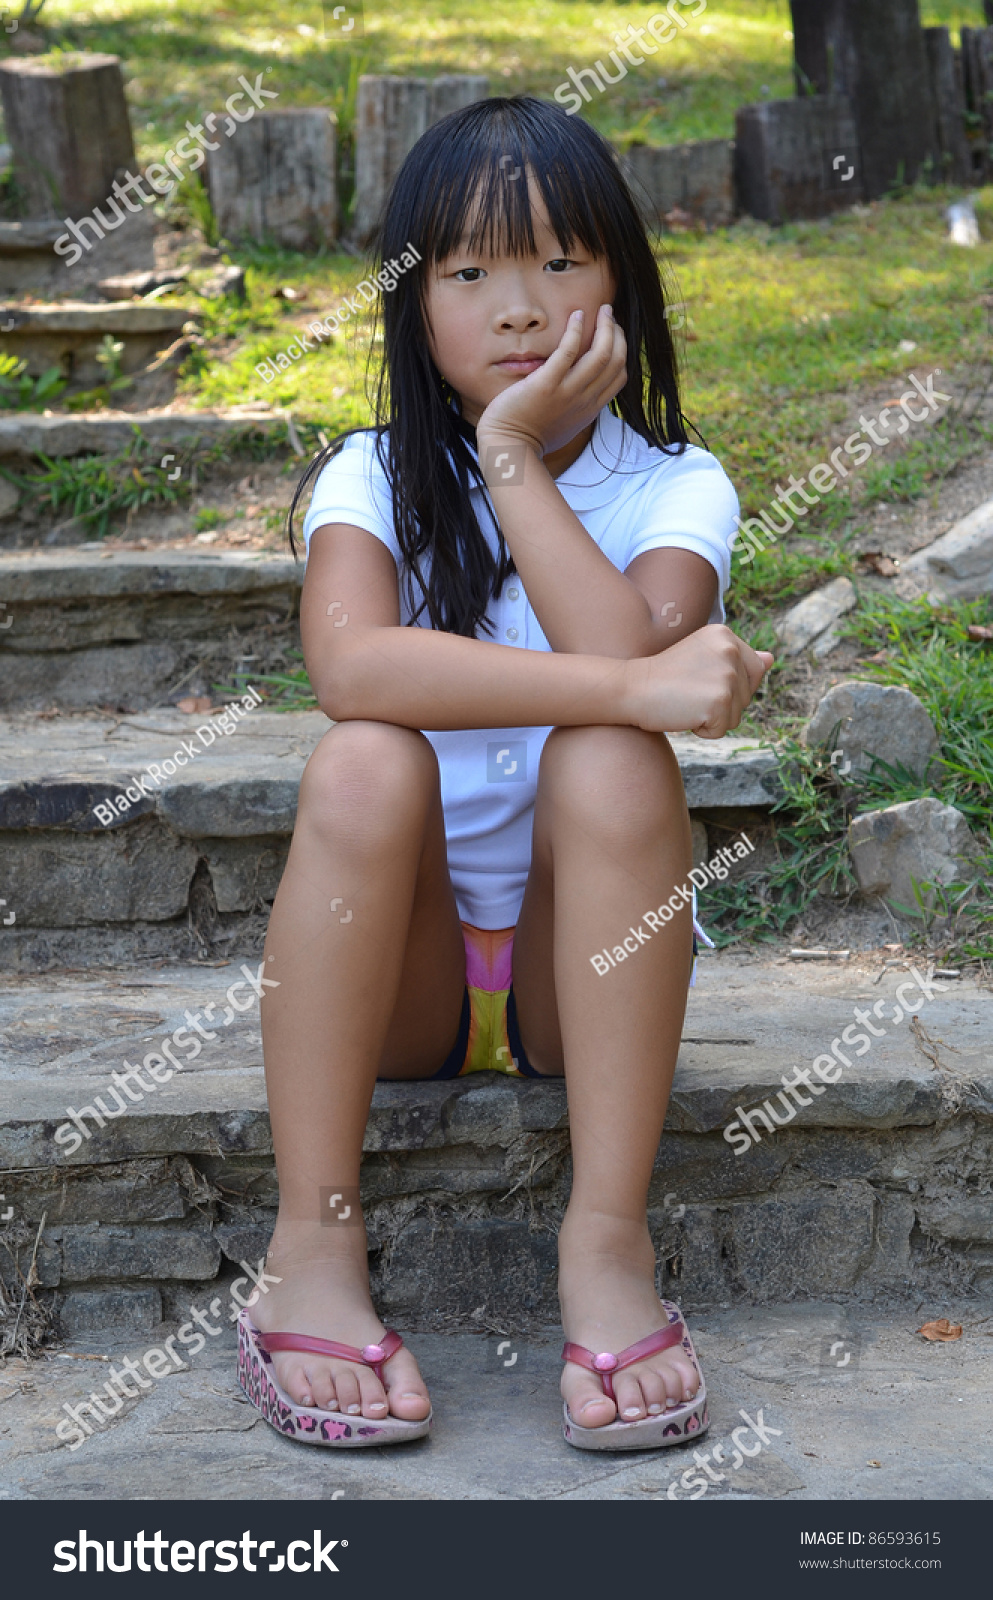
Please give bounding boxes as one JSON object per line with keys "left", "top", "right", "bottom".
{"left": 396, "top": 906, "right": 709, "bottom": 1083}
{"left": 432, "top": 923, "right": 543, "bottom": 1079}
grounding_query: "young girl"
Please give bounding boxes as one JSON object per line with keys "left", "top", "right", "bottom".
{"left": 237, "top": 94, "right": 772, "bottom": 1452}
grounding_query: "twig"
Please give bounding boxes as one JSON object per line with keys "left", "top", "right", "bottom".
{"left": 9, "top": 1210, "right": 46, "bottom": 1351}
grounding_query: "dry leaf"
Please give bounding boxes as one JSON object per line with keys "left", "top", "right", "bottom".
{"left": 917, "top": 1318, "right": 963, "bottom": 1342}
{"left": 966, "top": 624, "right": 993, "bottom": 642}
{"left": 867, "top": 1460, "right": 882, "bottom": 1468}
{"left": 176, "top": 695, "right": 213, "bottom": 714}
{"left": 859, "top": 550, "right": 900, "bottom": 577}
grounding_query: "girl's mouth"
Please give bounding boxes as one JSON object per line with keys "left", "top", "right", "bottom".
{"left": 495, "top": 356, "right": 547, "bottom": 375}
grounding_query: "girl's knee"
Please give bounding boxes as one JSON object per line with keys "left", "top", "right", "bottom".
{"left": 538, "top": 725, "right": 684, "bottom": 842}
{"left": 297, "top": 721, "right": 439, "bottom": 842}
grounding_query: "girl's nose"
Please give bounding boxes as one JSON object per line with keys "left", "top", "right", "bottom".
{"left": 497, "top": 305, "right": 546, "bottom": 332}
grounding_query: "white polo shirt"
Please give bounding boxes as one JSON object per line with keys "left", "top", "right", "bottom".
{"left": 303, "top": 407, "right": 738, "bottom": 928}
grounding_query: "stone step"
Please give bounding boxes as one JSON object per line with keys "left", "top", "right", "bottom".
{"left": 1, "top": 951, "right": 989, "bottom": 1334}
{"left": 0, "top": 221, "right": 68, "bottom": 300}
{"left": 0, "top": 301, "right": 195, "bottom": 386}
{"left": 0, "top": 548, "right": 303, "bottom": 712}
{"left": 0, "top": 406, "right": 282, "bottom": 461}
{"left": 0, "top": 707, "right": 779, "bottom": 954}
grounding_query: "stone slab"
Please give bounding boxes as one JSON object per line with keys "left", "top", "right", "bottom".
{"left": 897, "top": 495, "right": 993, "bottom": 601}
{"left": 0, "top": 548, "right": 303, "bottom": 605}
{"left": 775, "top": 577, "right": 857, "bottom": 657}
{"left": 1, "top": 953, "right": 989, "bottom": 1174}
{"left": 0, "top": 709, "right": 330, "bottom": 836}
{"left": 0, "top": 408, "right": 282, "bottom": 459}
{"left": 1, "top": 1301, "right": 990, "bottom": 1500}
{"left": 0, "top": 715, "right": 780, "bottom": 856}
{"left": 0, "top": 304, "right": 191, "bottom": 335}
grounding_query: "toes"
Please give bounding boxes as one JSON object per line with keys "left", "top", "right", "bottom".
{"left": 637, "top": 1368, "right": 667, "bottom": 1416}
{"left": 385, "top": 1374, "right": 431, "bottom": 1421}
{"left": 661, "top": 1356, "right": 699, "bottom": 1407}
{"left": 614, "top": 1373, "right": 648, "bottom": 1422}
{"left": 333, "top": 1369, "right": 362, "bottom": 1415}
{"left": 283, "top": 1358, "right": 316, "bottom": 1408}
{"left": 356, "top": 1368, "right": 389, "bottom": 1420}
{"left": 309, "top": 1365, "right": 338, "bottom": 1411}
{"left": 563, "top": 1372, "right": 616, "bottom": 1428}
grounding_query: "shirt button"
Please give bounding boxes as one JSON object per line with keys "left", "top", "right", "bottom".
{"left": 506, "top": 627, "right": 519, "bottom": 641}
{"left": 507, "top": 586, "right": 519, "bottom": 601}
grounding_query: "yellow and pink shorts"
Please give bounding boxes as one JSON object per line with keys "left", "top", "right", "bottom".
{"left": 397, "top": 916, "right": 703, "bottom": 1081}
{"left": 432, "top": 923, "right": 543, "bottom": 1079}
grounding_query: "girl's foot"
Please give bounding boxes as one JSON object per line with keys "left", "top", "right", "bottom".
{"left": 250, "top": 1222, "right": 431, "bottom": 1423}
{"left": 557, "top": 1213, "right": 700, "bottom": 1428}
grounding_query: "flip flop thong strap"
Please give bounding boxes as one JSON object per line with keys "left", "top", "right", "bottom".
{"left": 561, "top": 1322, "right": 686, "bottom": 1405}
{"left": 255, "top": 1327, "right": 403, "bottom": 1382}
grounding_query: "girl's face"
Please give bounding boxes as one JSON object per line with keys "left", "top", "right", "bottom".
{"left": 423, "top": 186, "right": 616, "bottom": 429}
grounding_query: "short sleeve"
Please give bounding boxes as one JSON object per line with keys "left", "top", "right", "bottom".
{"left": 622, "top": 448, "right": 738, "bottom": 621}
{"left": 301, "top": 431, "right": 400, "bottom": 565}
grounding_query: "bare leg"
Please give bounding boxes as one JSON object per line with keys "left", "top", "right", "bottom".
{"left": 253, "top": 721, "right": 466, "bottom": 1421}
{"left": 513, "top": 724, "right": 701, "bottom": 1426}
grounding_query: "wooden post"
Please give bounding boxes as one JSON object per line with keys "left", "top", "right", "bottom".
{"left": 961, "top": 27, "right": 993, "bottom": 183}
{"left": 923, "top": 27, "right": 972, "bottom": 185}
{"left": 619, "top": 139, "right": 735, "bottom": 230}
{"left": 0, "top": 52, "right": 135, "bottom": 219}
{"left": 206, "top": 109, "right": 338, "bottom": 251}
{"left": 734, "top": 97, "right": 863, "bottom": 224}
{"left": 790, "top": 0, "right": 938, "bottom": 198}
{"left": 352, "top": 77, "right": 428, "bottom": 247}
{"left": 427, "top": 75, "right": 489, "bottom": 127}
{"left": 352, "top": 75, "right": 489, "bottom": 246}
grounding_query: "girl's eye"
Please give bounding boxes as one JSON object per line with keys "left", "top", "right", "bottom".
{"left": 453, "top": 266, "right": 486, "bottom": 283}
{"left": 545, "top": 259, "right": 573, "bottom": 273}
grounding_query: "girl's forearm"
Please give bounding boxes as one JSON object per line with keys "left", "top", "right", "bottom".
{"left": 318, "top": 624, "right": 636, "bottom": 730}
{"left": 480, "top": 438, "right": 657, "bottom": 657}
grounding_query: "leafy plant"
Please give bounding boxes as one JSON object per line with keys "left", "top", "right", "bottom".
{"left": 227, "top": 650, "right": 316, "bottom": 711}
{"left": 698, "top": 736, "right": 857, "bottom": 945}
{"left": 7, "top": 433, "right": 190, "bottom": 536}
{"left": 0, "top": 353, "right": 66, "bottom": 411}
{"left": 193, "top": 507, "right": 222, "bottom": 532}
{"left": 95, "top": 335, "right": 130, "bottom": 390}
{"left": 839, "top": 591, "right": 993, "bottom": 830}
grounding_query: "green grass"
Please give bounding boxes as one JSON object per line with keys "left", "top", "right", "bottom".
{"left": 18, "top": 1, "right": 991, "bottom": 154}
{"left": 700, "top": 592, "right": 993, "bottom": 954}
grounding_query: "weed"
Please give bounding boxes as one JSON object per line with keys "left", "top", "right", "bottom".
{"left": 0, "top": 354, "right": 66, "bottom": 411}
{"left": 699, "top": 736, "right": 857, "bottom": 945}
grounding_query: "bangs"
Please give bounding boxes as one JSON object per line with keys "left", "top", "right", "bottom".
{"left": 382, "top": 98, "right": 624, "bottom": 267}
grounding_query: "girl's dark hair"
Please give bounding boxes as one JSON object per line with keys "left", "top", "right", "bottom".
{"left": 288, "top": 94, "right": 692, "bottom": 638}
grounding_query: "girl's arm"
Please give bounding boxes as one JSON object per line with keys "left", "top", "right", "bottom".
{"left": 302, "top": 523, "right": 771, "bottom": 738}
{"left": 479, "top": 441, "right": 716, "bottom": 656}
{"left": 476, "top": 306, "right": 717, "bottom": 657}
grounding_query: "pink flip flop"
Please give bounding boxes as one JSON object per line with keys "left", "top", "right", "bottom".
{"left": 237, "top": 1308, "right": 432, "bottom": 1447}
{"left": 561, "top": 1299, "right": 709, "bottom": 1451}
